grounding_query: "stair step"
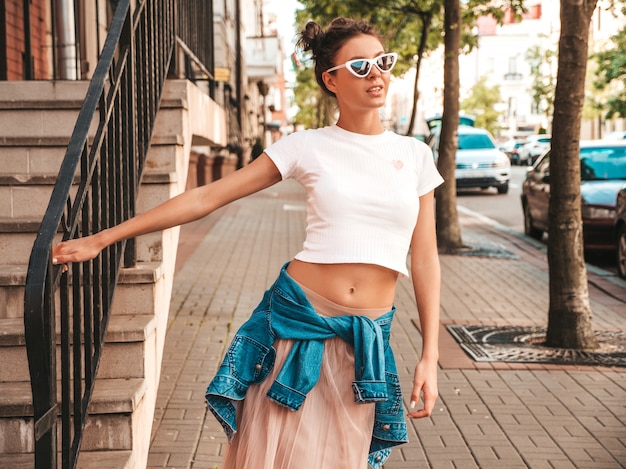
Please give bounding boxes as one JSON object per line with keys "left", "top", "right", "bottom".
{"left": 0, "top": 453, "right": 33, "bottom": 469}
{"left": 0, "top": 109, "right": 97, "bottom": 140}
{"left": 0, "top": 314, "right": 155, "bottom": 383}
{"left": 78, "top": 450, "right": 133, "bottom": 469}
{"left": 0, "top": 171, "right": 175, "bottom": 222}
{"left": 0, "top": 378, "right": 146, "bottom": 454}
{"left": 0, "top": 264, "right": 26, "bottom": 320}
{"left": 0, "top": 262, "right": 163, "bottom": 320}
{"left": 0, "top": 82, "right": 91, "bottom": 141}
{"left": 0, "top": 138, "right": 67, "bottom": 176}
{"left": 143, "top": 134, "right": 185, "bottom": 176}
{"left": 0, "top": 378, "right": 146, "bottom": 417}
{"left": 0, "top": 450, "right": 133, "bottom": 469}
{"left": 0, "top": 220, "right": 42, "bottom": 233}
{"left": 0, "top": 232, "right": 41, "bottom": 265}
{"left": 0, "top": 135, "right": 182, "bottom": 178}
{"left": 0, "top": 180, "right": 74, "bottom": 219}
{"left": 0, "top": 81, "right": 89, "bottom": 107}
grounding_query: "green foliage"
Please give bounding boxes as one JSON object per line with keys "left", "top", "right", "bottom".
{"left": 292, "top": 66, "right": 337, "bottom": 128}
{"left": 582, "top": 58, "right": 606, "bottom": 122}
{"left": 591, "top": 11, "right": 626, "bottom": 118}
{"left": 526, "top": 38, "right": 557, "bottom": 121}
{"left": 294, "top": 0, "right": 442, "bottom": 77}
{"left": 460, "top": 76, "right": 503, "bottom": 135}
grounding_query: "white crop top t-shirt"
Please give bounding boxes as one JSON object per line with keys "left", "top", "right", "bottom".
{"left": 264, "top": 124, "right": 444, "bottom": 277}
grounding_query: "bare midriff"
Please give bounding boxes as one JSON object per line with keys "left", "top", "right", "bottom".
{"left": 285, "top": 259, "right": 398, "bottom": 310}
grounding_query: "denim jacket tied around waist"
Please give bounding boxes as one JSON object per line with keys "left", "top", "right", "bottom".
{"left": 205, "top": 262, "right": 409, "bottom": 468}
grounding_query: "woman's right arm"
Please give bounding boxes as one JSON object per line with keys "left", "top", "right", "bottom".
{"left": 52, "top": 153, "right": 282, "bottom": 265}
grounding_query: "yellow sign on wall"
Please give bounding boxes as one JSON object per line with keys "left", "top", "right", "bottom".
{"left": 215, "top": 68, "right": 231, "bottom": 82}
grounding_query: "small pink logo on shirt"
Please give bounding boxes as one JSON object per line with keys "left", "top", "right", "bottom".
{"left": 392, "top": 160, "right": 403, "bottom": 170}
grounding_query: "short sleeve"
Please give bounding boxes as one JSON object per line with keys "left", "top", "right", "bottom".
{"left": 263, "top": 130, "right": 310, "bottom": 180}
{"left": 414, "top": 140, "right": 444, "bottom": 196}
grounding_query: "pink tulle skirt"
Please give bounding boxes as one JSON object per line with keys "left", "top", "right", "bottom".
{"left": 221, "top": 284, "right": 390, "bottom": 469}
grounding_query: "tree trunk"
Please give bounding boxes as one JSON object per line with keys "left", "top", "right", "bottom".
{"left": 436, "top": 0, "right": 463, "bottom": 251}
{"left": 406, "top": 13, "right": 432, "bottom": 137}
{"left": 546, "top": 0, "right": 599, "bottom": 350}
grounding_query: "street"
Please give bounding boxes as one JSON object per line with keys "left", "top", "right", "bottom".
{"left": 455, "top": 165, "right": 527, "bottom": 233}
{"left": 455, "top": 165, "right": 619, "bottom": 274}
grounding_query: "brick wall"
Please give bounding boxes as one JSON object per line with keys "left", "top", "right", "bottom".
{"left": 2, "top": 0, "right": 50, "bottom": 80}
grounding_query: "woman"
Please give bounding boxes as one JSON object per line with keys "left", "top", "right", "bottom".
{"left": 53, "top": 17, "right": 443, "bottom": 469}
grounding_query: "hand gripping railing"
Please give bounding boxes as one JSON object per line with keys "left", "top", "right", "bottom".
{"left": 23, "top": 0, "right": 175, "bottom": 467}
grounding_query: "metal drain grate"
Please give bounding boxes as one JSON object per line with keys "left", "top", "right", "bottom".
{"left": 446, "top": 324, "right": 626, "bottom": 367}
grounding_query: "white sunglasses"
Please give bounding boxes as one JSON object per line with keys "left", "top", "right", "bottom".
{"left": 325, "top": 52, "right": 398, "bottom": 78}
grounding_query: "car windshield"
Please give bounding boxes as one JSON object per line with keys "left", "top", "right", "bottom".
{"left": 458, "top": 133, "right": 495, "bottom": 150}
{"left": 580, "top": 147, "right": 626, "bottom": 180}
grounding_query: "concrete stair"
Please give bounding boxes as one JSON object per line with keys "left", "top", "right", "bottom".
{"left": 0, "top": 79, "right": 222, "bottom": 468}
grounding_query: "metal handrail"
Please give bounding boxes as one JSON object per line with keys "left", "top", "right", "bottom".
{"left": 21, "top": 0, "right": 217, "bottom": 466}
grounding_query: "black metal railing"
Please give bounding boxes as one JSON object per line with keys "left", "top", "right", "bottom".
{"left": 24, "top": 0, "right": 172, "bottom": 466}
{"left": 175, "top": 0, "right": 216, "bottom": 97}
{"left": 23, "top": 0, "right": 215, "bottom": 468}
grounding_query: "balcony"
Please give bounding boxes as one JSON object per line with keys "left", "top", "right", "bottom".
{"left": 245, "top": 35, "right": 282, "bottom": 81}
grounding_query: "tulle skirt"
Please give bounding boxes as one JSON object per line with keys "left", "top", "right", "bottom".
{"left": 221, "top": 285, "right": 390, "bottom": 469}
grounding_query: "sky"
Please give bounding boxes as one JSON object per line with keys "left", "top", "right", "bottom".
{"left": 264, "top": 0, "right": 302, "bottom": 54}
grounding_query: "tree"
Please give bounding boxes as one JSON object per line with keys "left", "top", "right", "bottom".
{"left": 435, "top": 0, "right": 463, "bottom": 251}
{"left": 461, "top": 76, "right": 503, "bottom": 135}
{"left": 546, "top": 0, "right": 599, "bottom": 350}
{"left": 526, "top": 38, "right": 558, "bottom": 132}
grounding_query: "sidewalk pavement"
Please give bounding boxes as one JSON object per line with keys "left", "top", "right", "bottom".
{"left": 146, "top": 180, "right": 626, "bottom": 469}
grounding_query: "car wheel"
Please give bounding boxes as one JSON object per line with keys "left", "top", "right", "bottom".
{"left": 497, "top": 182, "right": 509, "bottom": 194}
{"left": 618, "top": 225, "right": 626, "bottom": 279}
{"left": 523, "top": 203, "right": 543, "bottom": 240}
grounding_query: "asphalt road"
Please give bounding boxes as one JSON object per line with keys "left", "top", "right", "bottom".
{"left": 455, "top": 165, "right": 619, "bottom": 275}
{"left": 455, "top": 165, "right": 527, "bottom": 232}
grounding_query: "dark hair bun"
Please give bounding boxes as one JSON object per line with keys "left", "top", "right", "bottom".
{"left": 298, "top": 21, "right": 325, "bottom": 56}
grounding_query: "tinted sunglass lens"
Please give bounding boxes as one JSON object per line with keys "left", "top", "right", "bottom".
{"left": 377, "top": 54, "right": 395, "bottom": 71}
{"left": 349, "top": 60, "right": 371, "bottom": 76}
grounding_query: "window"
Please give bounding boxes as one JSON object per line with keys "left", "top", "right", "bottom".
{"left": 458, "top": 133, "right": 496, "bottom": 150}
{"left": 580, "top": 147, "right": 626, "bottom": 180}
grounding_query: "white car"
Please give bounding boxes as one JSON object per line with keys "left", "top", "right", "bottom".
{"left": 604, "top": 130, "right": 626, "bottom": 140}
{"left": 518, "top": 134, "right": 551, "bottom": 165}
{"left": 428, "top": 125, "right": 511, "bottom": 194}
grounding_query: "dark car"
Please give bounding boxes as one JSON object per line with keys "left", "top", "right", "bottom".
{"left": 615, "top": 187, "right": 626, "bottom": 278}
{"left": 500, "top": 139, "right": 525, "bottom": 165}
{"left": 521, "top": 140, "right": 626, "bottom": 252}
